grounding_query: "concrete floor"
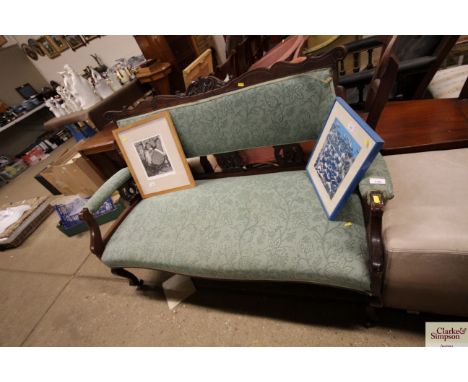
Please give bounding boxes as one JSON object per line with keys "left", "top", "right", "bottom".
{"left": 0, "top": 141, "right": 428, "bottom": 346}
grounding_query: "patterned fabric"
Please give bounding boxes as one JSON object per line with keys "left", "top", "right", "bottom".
{"left": 85, "top": 168, "right": 131, "bottom": 213}
{"left": 358, "top": 153, "right": 394, "bottom": 203}
{"left": 102, "top": 171, "right": 371, "bottom": 292}
{"left": 117, "top": 69, "right": 335, "bottom": 158}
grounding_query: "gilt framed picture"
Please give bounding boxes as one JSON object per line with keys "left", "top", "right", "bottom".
{"left": 46, "top": 35, "right": 69, "bottom": 52}
{"left": 306, "top": 97, "right": 384, "bottom": 220}
{"left": 113, "top": 111, "right": 195, "bottom": 198}
{"left": 64, "top": 35, "right": 85, "bottom": 51}
{"left": 37, "top": 36, "right": 60, "bottom": 58}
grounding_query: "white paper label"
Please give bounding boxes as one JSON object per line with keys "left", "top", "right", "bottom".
{"left": 369, "top": 177, "right": 386, "bottom": 185}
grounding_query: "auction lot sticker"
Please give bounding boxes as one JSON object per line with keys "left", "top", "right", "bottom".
{"left": 426, "top": 323, "right": 468, "bottom": 347}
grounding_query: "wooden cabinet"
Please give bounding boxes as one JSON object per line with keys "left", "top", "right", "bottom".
{"left": 134, "top": 35, "right": 198, "bottom": 93}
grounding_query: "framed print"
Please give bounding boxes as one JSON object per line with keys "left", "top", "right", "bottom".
{"left": 113, "top": 111, "right": 195, "bottom": 198}
{"left": 64, "top": 35, "right": 85, "bottom": 51}
{"left": 46, "top": 35, "right": 69, "bottom": 52}
{"left": 306, "top": 97, "right": 384, "bottom": 220}
{"left": 82, "top": 35, "right": 99, "bottom": 42}
{"left": 37, "top": 36, "right": 60, "bottom": 58}
{"left": 28, "top": 38, "right": 45, "bottom": 56}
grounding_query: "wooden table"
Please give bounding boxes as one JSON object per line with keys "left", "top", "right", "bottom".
{"left": 76, "top": 123, "right": 123, "bottom": 178}
{"left": 376, "top": 98, "right": 468, "bottom": 155}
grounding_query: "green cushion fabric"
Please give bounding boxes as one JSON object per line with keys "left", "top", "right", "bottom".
{"left": 117, "top": 69, "right": 335, "bottom": 157}
{"left": 102, "top": 171, "right": 371, "bottom": 293}
{"left": 359, "top": 153, "right": 394, "bottom": 203}
{"left": 85, "top": 168, "right": 131, "bottom": 214}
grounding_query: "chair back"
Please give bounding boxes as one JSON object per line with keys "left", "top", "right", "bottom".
{"left": 364, "top": 37, "right": 400, "bottom": 128}
{"left": 183, "top": 49, "right": 214, "bottom": 89}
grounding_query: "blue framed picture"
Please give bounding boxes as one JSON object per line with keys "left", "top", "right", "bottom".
{"left": 306, "top": 97, "right": 384, "bottom": 220}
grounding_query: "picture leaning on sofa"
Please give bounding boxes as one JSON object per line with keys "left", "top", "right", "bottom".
{"left": 113, "top": 111, "right": 195, "bottom": 198}
{"left": 306, "top": 97, "right": 384, "bottom": 220}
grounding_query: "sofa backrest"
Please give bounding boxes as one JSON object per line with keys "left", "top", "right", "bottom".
{"left": 118, "top": 68, "right": 335, "bottom": 158}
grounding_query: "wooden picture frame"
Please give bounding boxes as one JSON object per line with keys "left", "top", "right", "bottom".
{"left": 46, "top": 35, "right": 69, "bottom": 52}
{"left": 113, "top": 111, "right": 195, "bottom": 198}
{"left": 37, "top": 36, "right": 60, "bottom": 58}
{"left": 82, "top": 35, "right": 99, "bottom": 42}
{"left": 64, "top": 35, "right": 85, "bottom": 51}
{"left": 306, "top": 97, "right": 384, "bottom": 220}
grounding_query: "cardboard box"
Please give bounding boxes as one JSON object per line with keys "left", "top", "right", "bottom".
{"left": 40, "top": 145, "right": 105, "bottom": 196}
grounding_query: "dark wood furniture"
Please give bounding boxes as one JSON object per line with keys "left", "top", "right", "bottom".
{"left": 80, "top": 48, "right": 346, "bottom": 179}
{"left": 80, "top": 49, "right": 388, "bottom": 323}
{"left": 76, "top": 124, "right": 123, "bottom": 179}
{"left": 134, "top": 36, "right": 199, "bottom": 93}
{"left": 106, "top": 46, "right": 346, "bottom": 121}
{"left": 338, "top": 35, "right": 459, "bottom": 105}
{"left": 357, "top": 37, "right": 399, "bottom": 129}
{"left": 135, "top": 61, "right": 172, "bottom": 95}
{"left": 377, "top": 98, "right": 468, "bottom": 155}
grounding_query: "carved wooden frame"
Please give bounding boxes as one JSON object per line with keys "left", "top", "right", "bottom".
{"left": 103, "top": 46, "right": 346, "bottom": 122}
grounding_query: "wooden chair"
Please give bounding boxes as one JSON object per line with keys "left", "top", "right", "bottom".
{"left": 182, "top": 49, "right": 214, "bottom": 89}
{"left": 359, "top": 37, "right": 399, "bottom": 129}
{"left": 215, "top": 36, "right": 264, "bottom": 79}
{"left": 339, "top": 35, "right": 459, "bottom": 104}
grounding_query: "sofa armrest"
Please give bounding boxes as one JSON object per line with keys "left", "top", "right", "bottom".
{"left": 359, "top": 153, "right": 394, "bottom": 204}
{"left": 85, "top": 167, "right": 132, "bottom": 214}
{"left": 366, "top": 190, "right": 385, "bottom": 301}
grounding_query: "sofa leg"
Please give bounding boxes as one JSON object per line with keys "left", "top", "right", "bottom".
{"left": 364, "top": 305, "right": 379, "bottom": 328}
{"left": 111, "top": 268, "right": 144, "bottom": 287}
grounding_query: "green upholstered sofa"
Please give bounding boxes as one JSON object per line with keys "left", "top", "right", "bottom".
{"left": 80, "top": 65, "right": 394, "bottom": 307}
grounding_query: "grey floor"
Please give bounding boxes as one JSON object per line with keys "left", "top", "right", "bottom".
{"left": 0, "top": 141, "right": 427, "bottom": 346}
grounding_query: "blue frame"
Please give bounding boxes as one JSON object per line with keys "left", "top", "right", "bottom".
{"left": 306, "top": 97, "right": 384, "bottom": 220}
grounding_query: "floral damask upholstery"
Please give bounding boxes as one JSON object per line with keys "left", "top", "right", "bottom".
{"left": 117, "top": 69, "right": 335, "bottom": 157}
{"left": 102, "top": 171, "right": 371, "bottom": 293}
{"left": 88, "top": 68, "right": 396, "bottom": 294}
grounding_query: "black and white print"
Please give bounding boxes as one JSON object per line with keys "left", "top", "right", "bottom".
{"left": 314, "top": 118, "right": 361, "bottom": 199}
{"left": 134, "top": 135, "right": 173, "bottom": 178}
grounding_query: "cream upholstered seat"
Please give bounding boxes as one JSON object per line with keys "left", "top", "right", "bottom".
{"left": 382, "top": 148, "right": 468, "bottom": 316}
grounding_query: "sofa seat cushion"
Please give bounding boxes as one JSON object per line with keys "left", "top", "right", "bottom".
{"left": 102, "top": 171, "right": 371, "bottom": 292}
{"left": 382, "top": 149, "right": 468, "bottom": 316}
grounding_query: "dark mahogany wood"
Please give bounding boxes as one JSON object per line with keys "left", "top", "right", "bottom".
{"left": 365, "top": 191, "right": 385, "bottom": 302}
{"left": 185, "top": 76, "right": 226, "bottom": 96}
{"left": 79, "top": 208, "right": 105, "bottom": 257}
{"left": 363, "top": 36, "right": 399, "bottom": 129}
{"left": 377, "top": 98, "right": 468, "bottom": 155}
{"left": 111, "top": 268, "right": 143, "bottom": 286}
{"left": 460, "top": 76, "right": 468, "bottom": 99}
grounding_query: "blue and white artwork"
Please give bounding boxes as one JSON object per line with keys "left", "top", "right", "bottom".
{"left": 314, "top": 118, "right": 361, "bottom": 199}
